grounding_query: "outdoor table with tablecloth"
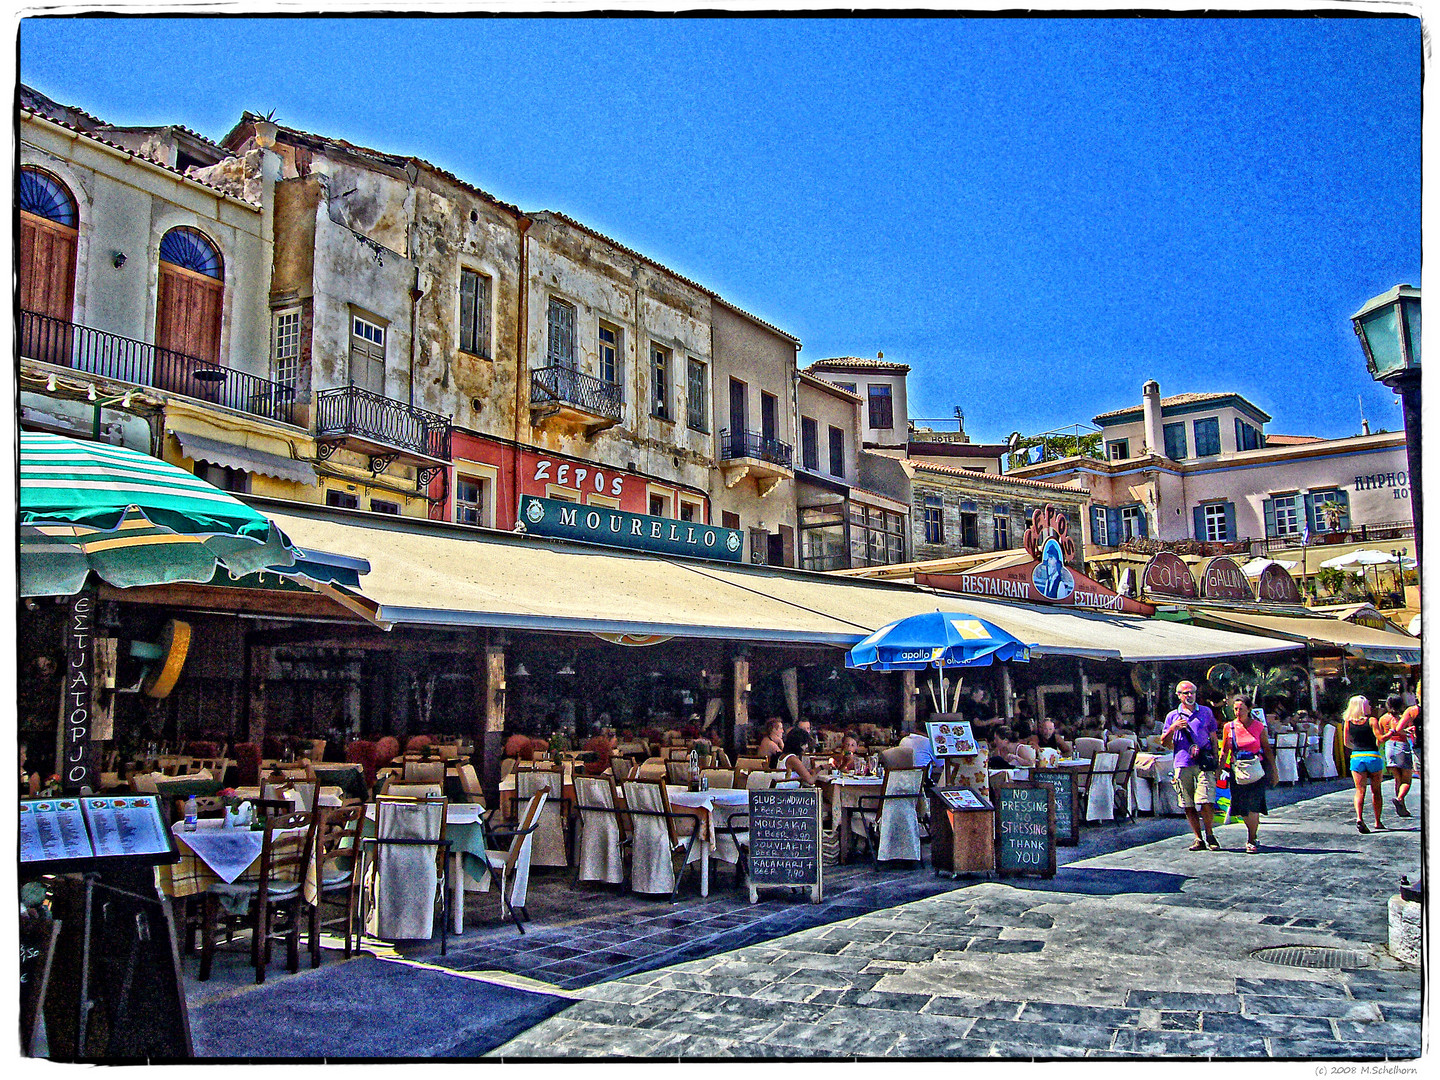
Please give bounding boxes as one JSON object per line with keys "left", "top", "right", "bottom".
{"left": 312, "top": 763, "right": 368, "bottom": 801}
{"left": 818, "top": 775, "right": 882, "bottom": 862}
{"left": 667, "top": 787, "right": 750, "bottom": 896}
{"left": 154, "top": 819, "right": 312, "bottom": 906}
{"left": 1130, "top": 753, "right": 1180, "bottom": 815}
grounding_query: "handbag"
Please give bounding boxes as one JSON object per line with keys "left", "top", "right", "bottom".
{"left": 1228, "top": 720, "right": 1265, "bottom": 785}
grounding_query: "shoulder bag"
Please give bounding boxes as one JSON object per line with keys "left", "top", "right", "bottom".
{"left": 1229, "top": 721, "right": 1265, "bottom": 786}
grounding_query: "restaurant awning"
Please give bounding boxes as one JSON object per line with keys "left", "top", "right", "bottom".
{"left": 263, "top": 507, "right": 1300, "bottom": 661}
{"left": 174, "top": 430, "right": 317, "bottom": 485}
{"left": 1186, "top": 608, "right": 1422, "bottom": 665}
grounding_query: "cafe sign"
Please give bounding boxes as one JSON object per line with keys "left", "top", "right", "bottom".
{"left": 1198, "top": 557, "right": 1253, "bottom": 601}
{"left": 1142, "top": 551, "right": 1198, "bottom": 601}
{"left": 520, "top": 496, "right": 744, "bottom": 562}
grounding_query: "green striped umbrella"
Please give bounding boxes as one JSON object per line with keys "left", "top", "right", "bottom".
{"left": 20, "top": 430, "right": 297, "bottom": 597}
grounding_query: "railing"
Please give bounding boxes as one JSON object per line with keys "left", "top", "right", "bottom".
{"left": 1251, "top": 521, "right": 1414, "bottom": 557}
{"left": 720, "top": 428, "right": 793, "bottom": 469}
{"left": 314, "top": 385, "right": 452, "bottom": 461}
{"left": 530, "top": 365, "right": 624, "bottom": 423}
{"left": 19, "top": 309, "right": 296, "bottom": 425}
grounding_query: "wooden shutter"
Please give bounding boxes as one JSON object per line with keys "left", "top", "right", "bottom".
{"left": 729, "top": 378, "right": 747, "bottom": 435}
{"left": 1193, "top": 506, "right": 1205, "bottom": 540}
{"left": 1223, "top": 502, "right": 1237, "bottom": 541}
{"left": 1262, "top": 498, "right": 1276, "bottom": 538}
{"left": 1091, "top": 506, "right": 1105, "bottom": 544}
{"left": 1304, "top": 493, "right": 1319, "bottom": 535}
{"left": 761, "top": 392, "right": 777, "bottom": 443}
{"left": 1133, "top": 505, "right": 1149, "bottom": 538}
{"left": 1106, "top": 508, "right": 1122, "bottom": 544}
{"left": 1334, "top": 490, "right": 1351, "bottom": 531}
{"left": 19, "top": 213, "right": 77, "bottom": 322}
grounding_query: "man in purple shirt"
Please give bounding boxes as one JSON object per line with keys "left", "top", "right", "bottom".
{"left": 1161, "top": 680, "right": 1222, "bottom": 850}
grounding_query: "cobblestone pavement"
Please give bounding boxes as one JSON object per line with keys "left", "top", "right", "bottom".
{"left": 492, "top": 782, "right": 1424, "bottom": 1059}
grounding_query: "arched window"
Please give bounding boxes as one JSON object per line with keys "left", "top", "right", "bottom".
{"left": 18, "top": 168, "right": 80, "bottom": 361}
{"left": 155, "top": 227, "right": 224, "bottom": 390}
{"left": 158, "top": 226, "right": 223, "bottom": 278}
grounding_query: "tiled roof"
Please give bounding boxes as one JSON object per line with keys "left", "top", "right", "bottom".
{"left": 20, "top": 84, "right": 106, "bottom": 130}
{"left": 1264, "top": 434, "right": 1325, "bottom": 446}
{"left": 1093, "top": 391, "right": 1270, "bottom": 423}
{"left": 806, "top": 356, "right": 911, "bottom": 374}
{"left": 910, "top": 458, "right": 1089, "bottom": 495}
{"left": 797, "top": 370, "right": 861, "bottom": 400}
{"left": 21, "top": 103, "right": 254, "bottom": 205}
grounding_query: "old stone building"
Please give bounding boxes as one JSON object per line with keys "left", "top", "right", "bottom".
{"left": 908, "top": 461, "right": 1089, "bottom": 565}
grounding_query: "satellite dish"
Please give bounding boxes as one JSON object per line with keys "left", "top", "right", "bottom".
{"left": 138, "top": 619, "right": 192, "bottom": 699}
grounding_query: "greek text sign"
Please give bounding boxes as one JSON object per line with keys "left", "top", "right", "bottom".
{"left": 520, "top": 496, "right": 744, "bottom": 562}
{"left": 63, "top": 591, "right": 94, "bottom": 793}
{"left": 1199, "top": 557, "right": 1252, "bottom": 601}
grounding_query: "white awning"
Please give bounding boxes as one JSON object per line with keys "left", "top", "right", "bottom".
{"left": 264, "top": 508, "right": 1299, "bottom": 662}
{"left": 175, "top": 430, "right": 317, "bottom": 485}
{"left": 1189, "top": 609, "right": 1421, "bottom": 665}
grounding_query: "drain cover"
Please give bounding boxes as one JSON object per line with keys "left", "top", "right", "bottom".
{"left": 1251, "top": 945, "right": 1370, "bottom": 970}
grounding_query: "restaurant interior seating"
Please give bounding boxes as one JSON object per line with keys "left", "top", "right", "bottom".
{"left": 457, "top": 763, "right": 487, "bottom": 804}
{"left": 1084, "top": 752, "right": 1121, "bottom": 822}
{"left": 1073, "top": 736, "right": 1105, "bottom": 762}
{"left": 734, "top": 755, "right": 768, "bottom": 772}
{"left": 609, "top": 755, "right": 634, "bottom": 781}
{"left": 572, "top": 774, "right": 627, "bottom": 886}
{"left": 383, "top": 781, "right": 444, "bottom": 799}
{"left": 744, "top": 770, "right": 785, "bottom": 790}
{"left": 853, "top": 765, "right": 924, "bottom": 865}
{"left": 309, "top": 802, "right": 365, "bottom": 965}
{"left": 200, "top": 808, "right": 314, "bottom": 984}
{"left": 665, "top": 760, "right": 692, "bottom": 786}
{"left": 403, "top": 760, "right": 447, "bottom": 784}
{"left": 621, "top": 779, "right": 701, "bottom": 899}
{"left": 481, "top": 791, "right": 547, "bottom": 933}
{"left": 362, "top": 794, "right": 450, "bottom": 954}
{"left": 700, "top": 767, "right": 737, "bottom": 789}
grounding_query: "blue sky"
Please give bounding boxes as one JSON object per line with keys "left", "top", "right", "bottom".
{"left": 20, "top": 15, "right": 1421, "bottom": 444}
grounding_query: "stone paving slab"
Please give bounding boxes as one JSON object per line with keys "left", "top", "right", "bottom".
{"left": 491, "top": 782, "right": 1423, "bottom": 1060}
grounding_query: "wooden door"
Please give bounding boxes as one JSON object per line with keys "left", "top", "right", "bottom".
{"left": 155, "top": 263, "right": 223, "bottom": 395}
{"left": 19, "top": 212, "right": 77, "bottom": 364}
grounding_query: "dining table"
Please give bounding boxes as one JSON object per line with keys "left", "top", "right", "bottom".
{"left": 154, "top": 817, "right": 313, "bottom": 904}
{"left": 667, "top": 786, "right": 750, "bottom": 897}
{"left": 816, "top": 774, "right": 883, "bottom": 863}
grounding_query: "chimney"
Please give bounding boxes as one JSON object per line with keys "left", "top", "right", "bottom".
{"left": 1362, "top": 418, "right": 1371, "bottom": 436}
{"left": 1142, "top": 380, "right": 1163, "bottom": 457}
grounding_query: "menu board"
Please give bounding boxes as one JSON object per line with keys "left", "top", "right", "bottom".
{"left": 20, "top": 800, "right": 94, "bottom": 862}
{"left": 994, "top": 782, "right": 1056, "bottom": 877}
{"left": 19, "top": 796, "right": 175, "bottom": 867}
{"left": 928, "top": 719, "right": 979, "bottom": 757}
{"left": 1031, "top": 768, "right": 1080, "bottom": 846}
{"left": 747, "top": 787, "right": 822, "bottom": 903}
{"left": 82, "top": 796, "right": 173, "bottom": 858}
{"left": 938, "top": 787, "right": 991, "bottom": 811}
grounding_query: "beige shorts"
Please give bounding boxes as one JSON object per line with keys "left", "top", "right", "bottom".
{"left": 1172, "top": 765, "right": 1218, "bottom": 808}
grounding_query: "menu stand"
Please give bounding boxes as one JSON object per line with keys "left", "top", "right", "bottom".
{"left": 929, "top": 788, "right": 995, "bottom": 878}
{"left": 20, "top": 796, "right": 189, "bottom": 1061}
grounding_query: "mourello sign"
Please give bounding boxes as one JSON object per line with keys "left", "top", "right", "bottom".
{"left": 519, "top": 496, "right": 744, "bottom": 562}
{"left": 918, "top": 504, "right": 1156, "bottom": 616}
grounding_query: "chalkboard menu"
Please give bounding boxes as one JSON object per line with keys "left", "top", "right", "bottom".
{"left": 994, "top": 781, "right": 1056, "bottom": 877}
{"left": 1031, "top": 768, "right": 1080, "bottom": 846}
{"left": 747, "top": 787, "right": 822, "bottom": 903}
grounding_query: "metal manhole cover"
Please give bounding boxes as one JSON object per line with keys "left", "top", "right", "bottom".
{"left": 1251, "top": 945, "right": 1370, "bottom": 970}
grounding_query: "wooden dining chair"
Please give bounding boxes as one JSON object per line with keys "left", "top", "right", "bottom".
{"left": 620, "top": 779, "right": 700, "bottom": 900}
{"left": 572, "top": 774, "right": 627, "bottom": 886}
{"left": 362, "top": 794, "right": 451, "bottom": 955}
{"left": 665, "top": 760, "right": 692, "bottom": 786}
{"left": 199, "top": 809, "right": 314, "bottom": 984}
{"left": 735, "top": 756, "right": 768, "bottom": 773}
{"left": 309, "top": 802, "right": 366, "bottom": 966}
{"left": 609, "top": 755, "right": 634, "bottom": 782}
{"left": 514, "top": 768, "right": 568, "bottom": 867}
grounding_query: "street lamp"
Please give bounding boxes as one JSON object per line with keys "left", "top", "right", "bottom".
{"left": 1351, "top": 285, "right": 1421, "bottom": 565}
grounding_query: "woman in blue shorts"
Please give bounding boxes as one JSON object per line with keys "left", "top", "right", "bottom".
{"left": 1344, "top": 695, "right": 1386, "bottom": 833}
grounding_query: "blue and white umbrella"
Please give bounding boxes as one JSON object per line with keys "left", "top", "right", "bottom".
{"left": 847, "top": 611, "right": 1033, "bottom": 671}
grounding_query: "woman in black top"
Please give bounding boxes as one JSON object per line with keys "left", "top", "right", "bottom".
{"left": 1344, "top": 695, "right": 1386, "bottom": 832}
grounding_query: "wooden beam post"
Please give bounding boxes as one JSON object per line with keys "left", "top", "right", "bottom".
{"left": 731, "top": 652, "right": 750, "bottom": 755}
{"left": 902, "top": 669, "right": 917, "bottom": 731}
{"left": 480, "top": 636, "right": 507, "bottom": 804}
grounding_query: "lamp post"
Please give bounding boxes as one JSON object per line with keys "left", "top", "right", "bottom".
{"left": 1351, "top": 285, "right": 1422, "bottom": 565}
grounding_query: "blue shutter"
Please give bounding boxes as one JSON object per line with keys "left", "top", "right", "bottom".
{"left": 1335, "top": 490, "right": 1351, "bottom": 531}
{"left": 1262, "top": 498, "right": 1276, "bottom": 538}
{"left": 1234, "top": 418, "right": 1243, "bottom": 453}
{"left": 1223, "top": 502, "right": 1237, "bottom": 541}
{"left": 1133, "top": 505, "right": 1149, "bottom": 538}
{"left": 1091, "top": 506, "right": 1105, "bottom": 544}
{"left": 1304, "top": 492, "right": 1319, "bottom": 534}
{"left": 1193, "top": 506, "right": 1205, "bottom": 540}
{"left": 1106, "top": 508, "right": 1121, "bottom": 543}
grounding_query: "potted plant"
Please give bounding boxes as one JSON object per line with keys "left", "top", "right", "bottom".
{"left": 1316, "top": 500, "right": 1347, "bottom": 542}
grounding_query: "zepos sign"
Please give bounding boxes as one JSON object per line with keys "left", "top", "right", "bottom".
{"left": 520, "top": 496, "right": 745, "bottom": 562}
{"left": 1198, "top": 557, "right": 1253, "bottom": 601}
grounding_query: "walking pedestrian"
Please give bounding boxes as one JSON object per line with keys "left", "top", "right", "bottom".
{"left": 1220, "top": 695, "right": 1276, "bottom": 853}
{"left": 1160, "top": 680, "right": 1222, "bottom": 851}
{"left": 1343, "top": 695, "right": 1386, "bottom": 833}
{"left": 1378, "top": 694, "right": 1415, "bottom": 817}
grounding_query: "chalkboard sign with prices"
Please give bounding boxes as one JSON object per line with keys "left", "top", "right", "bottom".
{"left": 1031, "top": 768, "right": 1080, "bottom": 846}
{"left": 747, "top": 787, "right": 822, "bottom": 904}
{"left": 994, "top": 781, "right": 1056, "bottom": 877}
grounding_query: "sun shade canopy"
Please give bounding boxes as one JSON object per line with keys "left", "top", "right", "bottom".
{"left": 847, "top": 612, "right": 1033, "bottom": 670}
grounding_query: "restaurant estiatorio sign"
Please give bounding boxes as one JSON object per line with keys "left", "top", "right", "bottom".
{"left": 918, "top": 505, "right": 1157, "bottom": 616}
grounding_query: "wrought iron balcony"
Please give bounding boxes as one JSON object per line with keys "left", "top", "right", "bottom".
{"left": 721, "top": 428, "right": 793, "bottom": 469}
{"left": 20, "top": 309, "right": 296, "bottom": 425}
{"left": 530, "top": 365, "right": 624, "bottom": 431}
{"left": 314, "top": 385, "right": 452, "bottom": 469}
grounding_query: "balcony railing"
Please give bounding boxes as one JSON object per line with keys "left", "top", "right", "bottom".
{"left": 20, "top": 309, "right": 296, "bottom": 425}
{"left": 315, "top": 385, "right": 451, "bottom": 462}
{"left": 1251, "top": 520, "right": 1415, "bottom": 557}
{"left": 721, "top": 428, "right": 793, "bottom": 469}
{"left": 530, "top": 365, "right": 624, "bottom": 424}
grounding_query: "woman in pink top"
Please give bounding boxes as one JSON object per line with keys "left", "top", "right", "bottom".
{"left": 1221, "top": 695, "right": 1276, "bottom": 853}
